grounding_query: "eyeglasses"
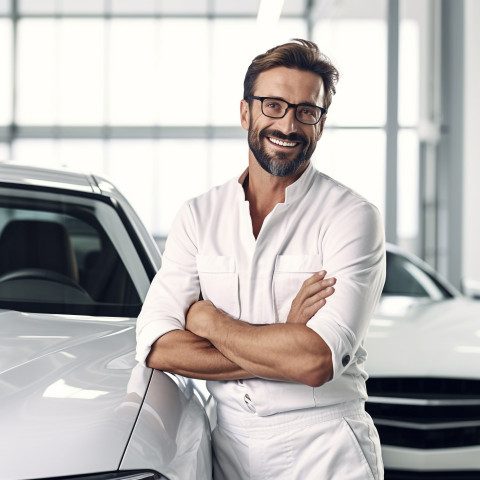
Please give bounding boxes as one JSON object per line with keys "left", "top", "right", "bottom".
{"left": 248, "top": 96, "right": 326, "bottom": 125}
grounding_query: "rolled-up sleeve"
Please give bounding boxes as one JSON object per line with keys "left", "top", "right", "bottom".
{"left": 306, "top": 201, "right": 386, "bottom": 380}
{"left": 135, "top": 202, "right": 200, "bottom": 366}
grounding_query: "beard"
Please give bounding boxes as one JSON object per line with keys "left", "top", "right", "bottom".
{"left": 247, "top": 126, "right": 316, "bottom": 177}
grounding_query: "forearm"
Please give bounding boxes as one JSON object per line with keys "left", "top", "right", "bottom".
{"left": 146, "top": 329, "right": 254, "bottom": 381}
{"left": 189, "top": 306, "right": 332, "bottom": 387}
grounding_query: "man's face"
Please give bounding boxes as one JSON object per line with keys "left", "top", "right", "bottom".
{"left": 241, "top": 66, "right": 326, "bottom": 178}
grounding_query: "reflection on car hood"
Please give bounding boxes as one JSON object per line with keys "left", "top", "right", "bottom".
{"left": 366, "top": 297, "right": 480, "bottom": 379}
{"left": 0, "top": 309, "right": 147, "bottom": 480}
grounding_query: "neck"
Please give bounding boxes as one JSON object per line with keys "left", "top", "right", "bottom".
{"left": 244, "top": 157, "right": 309, "bottom": 238}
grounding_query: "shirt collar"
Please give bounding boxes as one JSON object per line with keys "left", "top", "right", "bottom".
{"left": 236, "top": 162, "right": 315, "bottom": 205}
{"left": 284, "top": 162, "right": 315, "bottom": 204}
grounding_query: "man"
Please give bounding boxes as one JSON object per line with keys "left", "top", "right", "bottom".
{"left": 136, "top": 39, "right": 386, "bottom": 479}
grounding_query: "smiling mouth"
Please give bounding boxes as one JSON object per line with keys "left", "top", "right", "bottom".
{"left": 268, "top": 137, "right": 299, "bottom": 148}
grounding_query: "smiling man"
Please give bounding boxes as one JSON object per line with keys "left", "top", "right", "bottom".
{"left": 136, "top": 39, "right": 386, "bottom": 479}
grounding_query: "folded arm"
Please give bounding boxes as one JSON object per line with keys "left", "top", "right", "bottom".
{"left": 146, "top": 271, "right": 335, "bottom": 385}
{"left": 146, "top": 329, "right": 253, "bottom": 381}
{"left": 184, "top": 271, "right": 336, "bottom": 386}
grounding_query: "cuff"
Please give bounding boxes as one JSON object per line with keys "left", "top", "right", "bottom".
{"left": 135, "top": 320, "right": 181, "bottom": 366}
{"left": 306, "top": 315, "right": 356, "bottom": 380}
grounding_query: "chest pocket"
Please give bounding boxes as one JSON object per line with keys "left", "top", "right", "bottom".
{"left": 196, "top": 255, "right": 240, "bottom": 319}
{"left": 273, "top": 254, "right": 324, "bottom": 323}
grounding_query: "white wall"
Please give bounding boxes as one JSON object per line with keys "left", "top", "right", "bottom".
{"left": 462, "top": 0, "right": 480, "bottom": 292}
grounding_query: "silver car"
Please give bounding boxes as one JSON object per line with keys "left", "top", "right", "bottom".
{"left": 0, "top": 163, "right": 212, "bottom": 480}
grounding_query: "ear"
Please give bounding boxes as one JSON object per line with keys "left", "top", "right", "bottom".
{"left": 240, "top": 99, "right": 250, "bottom": 131}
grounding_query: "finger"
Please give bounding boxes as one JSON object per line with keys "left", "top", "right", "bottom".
{"left": 300, "top": 277, "right": 336, "bottom": 299}
{"left": 303, "top": 287, "right": 335, "bottom": 309}
{"left": 301, "top": 298, "right": 327, "bottom": 320}
{"left": 301, "top": 270, "right": 327, "bottom": 288}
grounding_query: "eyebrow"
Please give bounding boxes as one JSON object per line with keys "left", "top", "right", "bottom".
{"left": 263, "top": 96, "right": 321, "bottom": 107}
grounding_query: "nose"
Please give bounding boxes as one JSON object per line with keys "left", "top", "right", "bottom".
{"left": 275, "top": 107, "right": 299, "bottom": 133}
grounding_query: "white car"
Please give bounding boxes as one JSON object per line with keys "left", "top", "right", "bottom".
{"left": 366, "top": 244, "right": 480, "bottom": 479}
{"left": 0, "top": 163, "right": 212, "bottom": 480}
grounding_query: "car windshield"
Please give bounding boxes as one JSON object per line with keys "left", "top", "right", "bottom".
{"left": 383, "top": 250, "right": 453, "bottom": 300}
{"left": 0, "top": 187, "right": 149, "bottom": 317}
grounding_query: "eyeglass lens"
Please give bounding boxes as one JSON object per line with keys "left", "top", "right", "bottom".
{"left": 261, "top": 98, "right": 321, "bottom": 125}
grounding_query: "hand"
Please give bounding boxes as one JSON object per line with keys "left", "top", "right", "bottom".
{"left": 286, "top": 271, "right": 336, "bottom": 324}
{"left": 185, "top": 299, "right": 217, "bottom": 338}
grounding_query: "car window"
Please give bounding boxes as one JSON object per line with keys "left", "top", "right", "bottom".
{"left": 0, "top": 189, "right": 146, "bottom": 317}
{"left": 383, "top": 251, "right": 452, "bottom": 300}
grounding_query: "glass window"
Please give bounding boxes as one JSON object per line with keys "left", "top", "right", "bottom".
{"left": 57, "top": 0, "right": 105, "bottom": 14}
{"left": 0, "top": 0, "right": 10, "bottom": 13}
{"left": 313, "top": 0, "right": 387, "bottom": 126}
{"left": 18, "top": 0, "right": 56, "bottom": 14}
{"left": 156, "top": 139, "right": 208, "bottom": 236}
{"left": 211, "top": 18, "right": 307, "bottom": 126}
{"left": 12, "top": 139, "right": 105, "bottom": 171}
{"left": 111, "top": 0, "right": 155, "bottom": 14}
{"left": 398, "top": 19, "right": 420, "bottom": 126}
{"left": 157, "top": 19, "right": 209, "bottom": 126}
{"left": 213, "top": 0, "right": 260, "bottom": 15}
{"left": 57, "top": 140, "right": 105, "bottom": 173}
{"left": 58, "top": 20, "right": 105, "bottom": 125}
{"left": 108, "top": 19, "right": 157, "bottom": 125}
{"left": 0, "top": 19, "right": 12, "bottom": 125}
{"left": 399, "top": 0, "right": 425, "bottom": 127}
{"left": 13, "top": 139, "right": 57, "bottom": 166}
{"left": 0, "top": 190, "right": 145, "bottom": 316}
{"left": 17, "top": 19, "right": 56, "bottom": 125}
{"left": 0, "top": 144, "right": 9, "bottom": 161}
{"left": 283, "top": 0, "right": 307, "bottom": 15}
{"left": 161, "top": 0, "right": 208, "bottom": 15}
{"left": 210, "top": 138, "right": 248, "bottom": 187}
{"left": 313, "top": 129, "right": 386, "bottom": 219}
{"left": 17, "top": 19, "right": 105, "bottom": 125}
{"left": 105, "top": 139, "right": 157, "bottom": 234}
{"left": 383, "top": 251, "right": 452, "bottom": 300}
{"left": 211, "top": 19, "right": 262, "bottom": 126}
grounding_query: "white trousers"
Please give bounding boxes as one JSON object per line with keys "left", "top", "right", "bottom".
{"left": 212, "top": 399, "right": 384, "bottom": 480}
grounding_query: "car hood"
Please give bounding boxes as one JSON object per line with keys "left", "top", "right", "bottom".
{"left": 0, "top": 309, "right": 149, "bottom": 480}
{"left": 365, "top": 296, "right": 480, "bottom": 379}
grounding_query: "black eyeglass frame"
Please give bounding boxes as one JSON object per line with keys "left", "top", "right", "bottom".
{"left": 248, "top": 96, "right": 326, "bottom": 125}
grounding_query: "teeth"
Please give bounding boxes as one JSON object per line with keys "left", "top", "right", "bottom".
{"left": 269, "top": 137, "right": 297, "bottom": 147}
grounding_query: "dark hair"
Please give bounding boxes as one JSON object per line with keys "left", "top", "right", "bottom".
{"left": 243, "top": 39, "right": 339, "bottom": 111}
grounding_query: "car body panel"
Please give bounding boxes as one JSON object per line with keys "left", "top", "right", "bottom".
{"left": 0, "top": 311, "right": 144, "bottom": 479}
{"left": 0, "top": 162, "right": 212, "bottom": 480}
{"left": 120, "top": 370, "right": 212, "bottom": 480}
{"left": 367, "top": 296, "right": 480, "bottom": 379}
{"left": 0, "top": 163, "right": 95, "bottom": 194}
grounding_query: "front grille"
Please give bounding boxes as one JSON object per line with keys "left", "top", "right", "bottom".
{"left": 384, "top": 470, "right": 480, "bottom": 480}
{"left": 366, "top": 377, "right": 480, "bottom": 449}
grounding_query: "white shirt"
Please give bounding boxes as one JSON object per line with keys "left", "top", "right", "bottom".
{"left": 136, "top": 163, "right": 386, "bottom": 417}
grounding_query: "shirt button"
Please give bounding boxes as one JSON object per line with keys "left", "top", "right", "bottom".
{"left": 342, "top": 355, "right": 351, "bottom": 367}
{"left": 244, "top": 394, "right": 256, "bottom": 413}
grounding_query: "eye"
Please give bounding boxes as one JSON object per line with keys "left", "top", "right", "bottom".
{"left": 300, "top": 106, "right": 316, "bottom": 117}
{"left": 265, "top": 100, "right": 283, "bottom": 111}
